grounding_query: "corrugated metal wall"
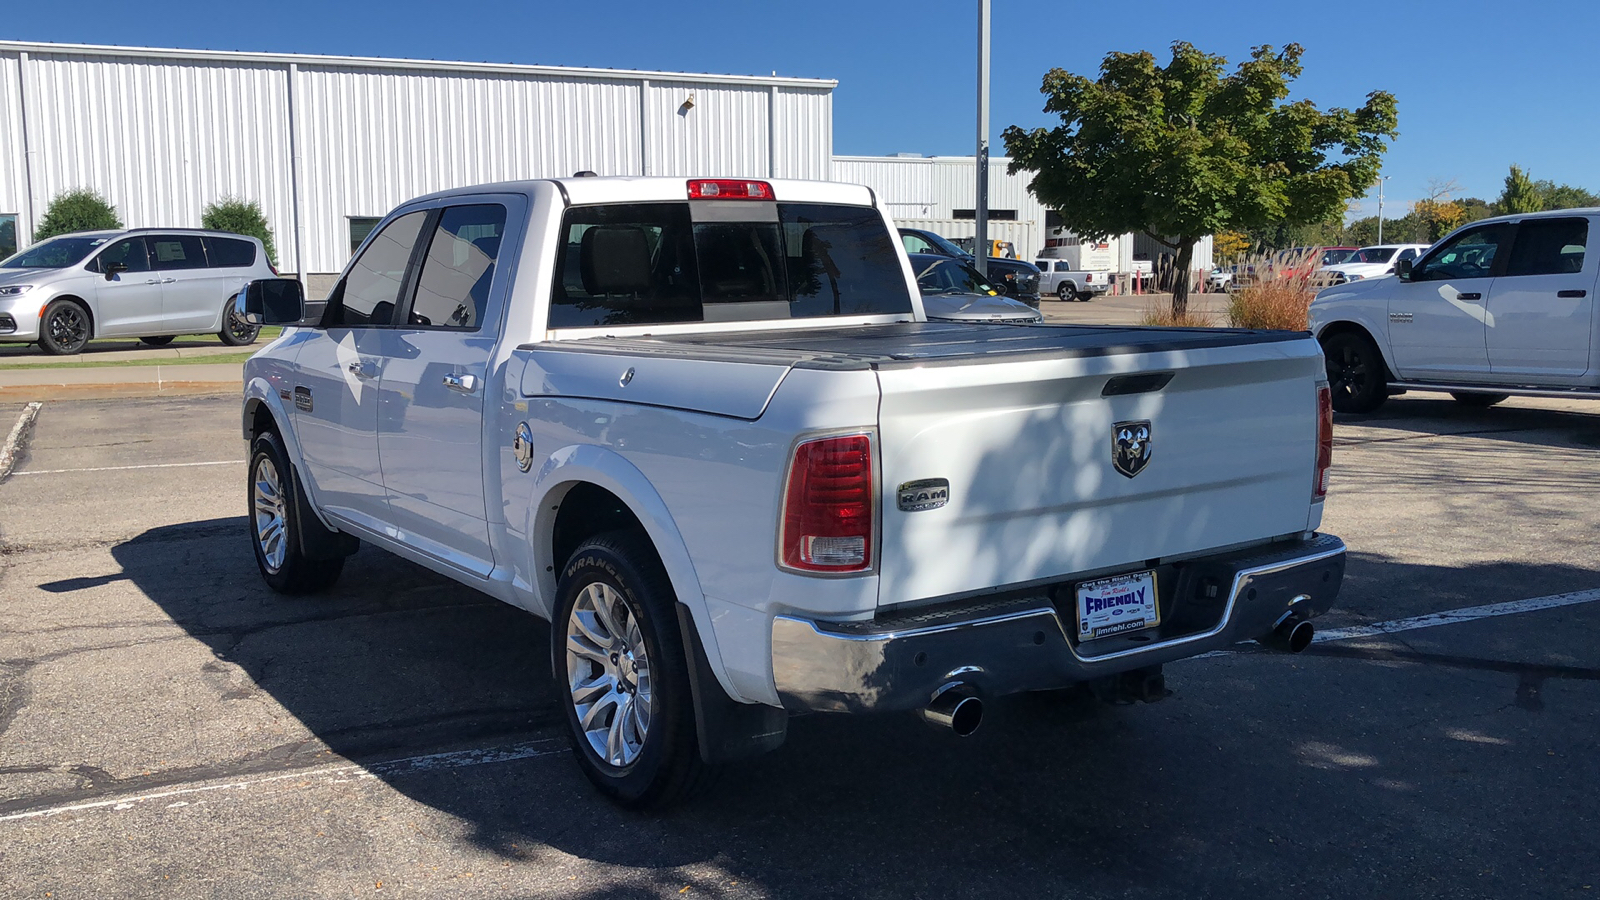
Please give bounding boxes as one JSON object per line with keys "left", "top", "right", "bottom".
{"left": 0, "top": 53, "right": 26, "bottom": 247}
{"left": 18, "top": 53, "right": 297, "bottom": 264}
{"left": 0, "top": 42, "right": 835, "bottom": 274}
{"left": 833, "top": 155, "right": 1051, "bottom": 259}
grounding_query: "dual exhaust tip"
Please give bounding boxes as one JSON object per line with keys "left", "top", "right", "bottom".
{"left": 1259, "top": 616, "right": 1315, "bottom": 654}
{"left": 919, "top": 682, "right": 983, "bottom": 737}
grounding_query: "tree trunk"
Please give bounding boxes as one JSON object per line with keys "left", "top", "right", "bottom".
{"left": 1171, "top": 238, "right": 1196, "bottom": 319}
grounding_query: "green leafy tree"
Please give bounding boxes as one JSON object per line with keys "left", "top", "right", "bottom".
{"left": 35, "top": 188, "right": 122, "bottom": 240}
{"left": 1495, "top": 165, "right": 1543, "bottom": 215}
{"left": 201, "top": 197, "right": 278, "bottom": 267}
{"left": 1534, "top": 181, "right": 1600, "bottom": 211}
{"left": 1004, "top": 42, "right": 1397, "bottom": 315}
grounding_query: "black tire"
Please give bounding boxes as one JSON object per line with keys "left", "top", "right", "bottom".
{"left": 553, "top": 530, "right": 710, "bottom": 810}
{"left": 38, "top": 300, "right": 91, "bottom": 355}
{"left": 1322, "top": 331, "right": 1389, "bottom": 414}
{"left": 1451, "top": 391, "right": 1510, "bottom": 408}
{"left": 219, "top": 301, "right": 262, "bottom": 346}
{"left": 1057, "top": 282, "right": 1074, "bottom": 301}
{"left": 248, "top": 431, "right": 346, "bottom": 594}
{"left": 139, "top": 335, "right": 176, "bottom": 347}
{"left": 1075, "top": 291, "right": 1092, "bottom": 302}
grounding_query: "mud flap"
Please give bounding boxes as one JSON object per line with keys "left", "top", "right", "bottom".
{"left": 677, "top": 605, "right": 787, "bottom": 764}
{"left": 286, "top": 458, "right": 359, "bottom": 561}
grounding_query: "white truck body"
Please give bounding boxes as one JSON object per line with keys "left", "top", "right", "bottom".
{"left": 240, "top": 176, "right": 1345, "bottom": 804}
{"left": 1310, "top": 209, "right": 1600, "bottom": 412}
{"left": 1035, "top": 231, "right": 1117, "bottom": 300}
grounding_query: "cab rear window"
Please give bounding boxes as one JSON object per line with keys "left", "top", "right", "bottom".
{"left": 549, "top": 202, "right": 911, "bottom": 328}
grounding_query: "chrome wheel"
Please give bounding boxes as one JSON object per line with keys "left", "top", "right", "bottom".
{"left": 566, "top": 582, "right": 653, "bottom": 769}
{"left": 252, "top": 456, "right": 288, "bottom": 573}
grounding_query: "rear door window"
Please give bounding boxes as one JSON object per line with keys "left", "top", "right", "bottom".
{"left": 404, "top": 204, "right": 508, "bottom": 330}
{"left": 149, "top": 235, "right": 208, "bottom": 270}
{"left": 202, "top": 236, "right": 257, "bottom": 268}
{"left": 322, "top": 211, "right": 428, "bottom": 328}
{"left": 1504, "top": 218, "right": 1588, "bottom": 277}
{"left": 550, "top": 202, "right": 911, "bottom": 328}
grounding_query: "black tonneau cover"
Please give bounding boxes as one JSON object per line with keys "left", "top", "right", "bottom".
{"left": 531, "top": 322, "right": 1308, "bottom": 370}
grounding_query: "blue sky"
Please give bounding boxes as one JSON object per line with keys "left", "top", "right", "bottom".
{"left": 6, "top": 0, "right": 1594, "bottom": 216}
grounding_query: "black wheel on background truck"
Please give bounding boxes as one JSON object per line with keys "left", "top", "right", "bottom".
{"left": 38, "top": 299, "right": 90, "bottom": 355}
{"left": 1451, "top": 391, "right": 1510, "bottom": 408}
{"left": 139, "top": 335, "right": 175, "bottom": 347}
{"left": 1057, "top": 282, "right": 1074, "bottom": 301}
{"left": 1321, "top": 331, "right": 1389, "bottom": 414}
{"left": 249, "top": 430, "right": 349, "bottom": 594}
{"left": 554, "top": 530, "right": 711, "bottom": 809}
{"left": 1075, "top": 290, "right": 1093, "bottom": 302}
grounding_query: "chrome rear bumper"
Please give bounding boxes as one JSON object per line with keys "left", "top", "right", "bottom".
{"left": 771, "top": 534, "right": 1346, "bottom": 714}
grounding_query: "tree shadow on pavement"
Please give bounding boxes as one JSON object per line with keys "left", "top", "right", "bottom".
{"left": 101, "top": 519, "right": 1600, "bottom": 899}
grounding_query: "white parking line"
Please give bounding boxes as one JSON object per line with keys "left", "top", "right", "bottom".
{"left": 0, "top": 401, "right": 43, "bottom": 480}
{"left": 0, "top": 739, "right": 565, "bottom": 825}
{"left": 12, "top": 459, "right": 241, "bottom": 476}
{"left": 1311, "top": 588, "right": 1600, "bottom": 643}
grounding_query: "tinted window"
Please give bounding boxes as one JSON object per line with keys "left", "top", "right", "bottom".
{"left": 2, "top": 235, "right": 109, "bottom": 269}
{"left": 149, "top": 235, "right": 207, "bottom": 270}
{"left": 912, "top": 257, "right": 999, "bottom": 295}
{"left": 202, "top": 236, "right": 256, "bottom": 268}
{"left": 0, "top": 214, "right": 16, "bottom": 260}
{"left": 93, "top": 237, "right": 152, "bottom": 273}
{"left": 1350, "top": 247, "right": 1398, "bottom": 264}
{"left": 1414, "top": 225, "right": 1509, "bottom": 281}
{"left": 901, "top": 232, "right": 937, "bottom": 254}
{"left": 407, "top": 204, "right": 507, "bottom": 330}
{"left": 550, "top": 203, "right": 912, "bottom": 328}
{"left": 323, "top": 212, "right": 427, "bottom": 328}
{"left": 1505, "top": 218, "right": 1587, "bottom": 277}
{"left": 349, "top": 217, "right": 382, "bottom": 255}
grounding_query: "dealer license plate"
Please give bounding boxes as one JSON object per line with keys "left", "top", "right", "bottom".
{"left": 1075, "top": 570, "right": 1159, "bottom": 641}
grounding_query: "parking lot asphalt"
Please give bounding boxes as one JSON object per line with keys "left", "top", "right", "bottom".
{"left": 1, "top": 394, "right": 1597, "bottom": 898}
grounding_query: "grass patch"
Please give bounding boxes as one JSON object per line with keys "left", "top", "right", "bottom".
{"left": 1139, "top": 301, "right": 1217, "bottom": 327}
{"left": 0, "top": 352, "right": 255, "bottom": 370}
{"left": 1223, "top": 248, "right": 1318, "bottom": 330}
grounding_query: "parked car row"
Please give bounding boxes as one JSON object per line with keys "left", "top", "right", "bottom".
{"left": 898, "top": 228, "right": 1042, "bottom": 306}
{"left": 0, "top": 228, "right": 273, "bottom": 354}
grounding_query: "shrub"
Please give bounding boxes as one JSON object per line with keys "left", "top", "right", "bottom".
{"left": 35, "top": 188, "right": 122, "bottom": 240}
{"left": 1139, "top": 300, "right": 1216, "bottom": 328}
{"left": 1226, "top": 247, "right": 1319, "bottom": 331}
{"left": 202, "top": 197, "right": 278, "bottom": 267}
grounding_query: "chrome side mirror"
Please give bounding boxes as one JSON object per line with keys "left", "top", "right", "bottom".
{"left": 236, "top": 278, "right": 305, "bottom": 326}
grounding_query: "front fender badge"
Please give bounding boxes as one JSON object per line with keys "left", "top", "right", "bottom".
{"left": 897, "top": 478, "right": 950, "bottom": 512}
{"left": 513, "top": 422, "right": 534, "bottom": 472}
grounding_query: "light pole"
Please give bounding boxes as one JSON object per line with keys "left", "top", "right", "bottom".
{"left": 975, "top": 0, "right": 990, "bottom": 277}
{"left": 1376, "top": 175, "right": 1390, "bottom": 245}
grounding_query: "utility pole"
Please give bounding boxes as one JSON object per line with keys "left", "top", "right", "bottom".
{"left": 1377, "top": 176, "right": 1389, "bottom": 245}
{"left": 975, "top": 0, "right": 990, "bottom": 277}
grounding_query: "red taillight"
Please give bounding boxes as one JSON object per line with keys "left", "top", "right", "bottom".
{"left": 1314, "top": 384, "right": 1333, "bottom": 500}
{"left": 687, "top": 179, "right": 774, "bottom": 200}
{"left": 267, "top": 258, "right": 279, "bottom": 275}
{"left": 780, "top": 434, "right": 874, "bottom": 573}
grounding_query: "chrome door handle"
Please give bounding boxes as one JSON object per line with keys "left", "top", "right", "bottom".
{"left": 160, "top": 277, "right": 177, "bottom": 284}
{"left": 442, "top": 373, "right": 479, "bottom": 393}
{"left": 347, "top": 361, "right": 377, "bottom": 380}
{"left": 144, "top": 279, "right": 160, "bottom": 285}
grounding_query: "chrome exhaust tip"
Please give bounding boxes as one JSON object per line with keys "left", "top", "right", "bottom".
{"left": 919, "top": 683, "right": 983, "bottom": 737}
{"left": 1258, "top": 617, "right": 1315, "bottom": 653}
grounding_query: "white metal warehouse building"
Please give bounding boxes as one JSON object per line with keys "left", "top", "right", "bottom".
{"left": 0, "top": 40, "right": 834, "bottom": 282}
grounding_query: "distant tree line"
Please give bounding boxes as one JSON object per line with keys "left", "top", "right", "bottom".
{"left": 1232, "top": 165, "right": 1599, "bottom": 255}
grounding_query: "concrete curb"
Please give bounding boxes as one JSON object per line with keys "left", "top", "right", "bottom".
{"left": 0, "top": 363, "right": 243, "bottom": 401}
{"left": 1, "top": 401, "right": 43, "bottom": 481}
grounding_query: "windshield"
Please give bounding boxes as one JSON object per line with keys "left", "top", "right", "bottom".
{"left": 1320, "top": 248, "right": 1356, "bottom": 266}
{"left": 914, "top": 258, "right": 998, "bottom": 295}
{"left": 1349, "top": 247, "right": 1398, "bottom": 264}
{"left": 0, "top": 235, "right": 111, "bottom": 269}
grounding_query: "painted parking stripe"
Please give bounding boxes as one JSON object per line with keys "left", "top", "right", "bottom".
{"left": 1311, "top": 588, "right": 1600, "bottom": 643}
{"left": 0, "top": 739, "right": 564, "bottom": 825}
{"left": 12, "top": 459, "right": 241, "bottom": 476}
{"left": 1189, "top": 587, "right": 1600, "bottom": 661}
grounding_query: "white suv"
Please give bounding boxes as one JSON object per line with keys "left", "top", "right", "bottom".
{"left": 0, "top": 229, "right": 276, "bottom": 354}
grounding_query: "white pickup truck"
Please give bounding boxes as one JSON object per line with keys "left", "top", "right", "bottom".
{"left": 237, "top": 176, "right": 1346, "bottom": 809}
{"left": 1311, "top": 209, "right": 1600, "bottom": 412}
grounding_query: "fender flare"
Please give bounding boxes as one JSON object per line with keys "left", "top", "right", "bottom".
{"left": 527, "top": 443, "right": 748, "bottom": 706}
{"left": 242, "top": 377, "right": 342, "bottom": 533}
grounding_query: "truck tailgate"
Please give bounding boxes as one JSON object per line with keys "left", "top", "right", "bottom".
{"left": 874, "top": 338, "right": 1323, "bottom": 608}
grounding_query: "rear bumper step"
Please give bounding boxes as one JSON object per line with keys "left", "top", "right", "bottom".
{"left": 771, "top": 534, "right": 1346, "bottom": 714}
